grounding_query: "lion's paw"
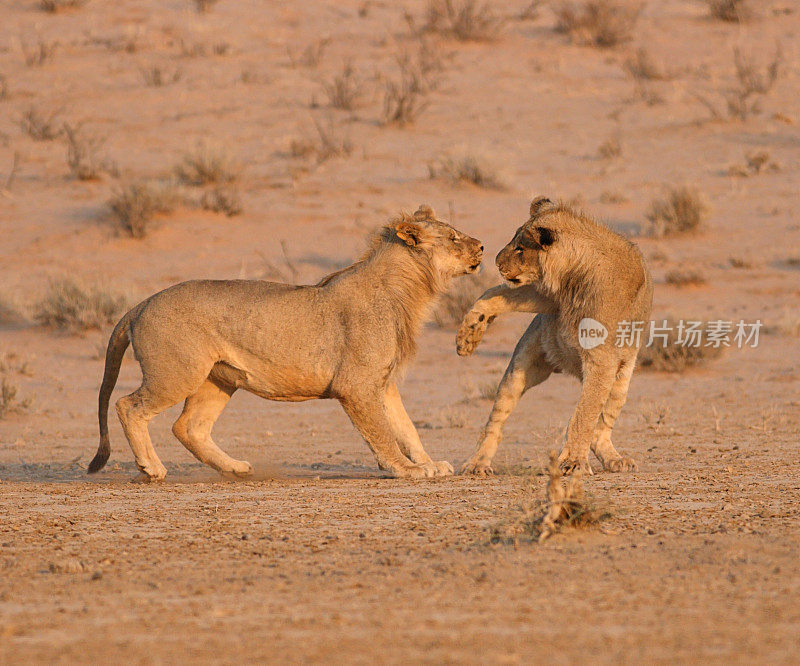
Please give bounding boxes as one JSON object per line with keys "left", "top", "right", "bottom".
{"left": 460, "top": 457, "right": 494, "bottom": 477}
{"left": 456, "top": 310, "right": 491, "bottom": 356}
{"left": 602, "top": 456, "right": 637, "bottom": 473}
{"left": 394, "top": 463, "right": 435, "bottom": 479}
{"left": 430, "top": 460, "right": 454, "bottom": 477}
{"left": 557, "top": 451, "right": 593, "bottom": 476}
{"left": 222, "top": 460, "right": 254, "bottom": 479}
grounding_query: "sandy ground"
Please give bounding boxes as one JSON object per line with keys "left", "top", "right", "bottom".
{"left": 1, "top": 0, "right": 800, "bottom": 663}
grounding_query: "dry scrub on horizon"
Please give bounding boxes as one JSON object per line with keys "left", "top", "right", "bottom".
{"left": 291, "top": 115, "right": 354, "bottom": 164}
{"left": 0, "top": 375, "right": 32, "bottom": 419}
{"left": 706, "top": 0, "right": 752, "bottom": 22}
{"left": 63, "top": 123, "right": 116, "bottom": 181}
{"left": 646, "top": 186, "right": 708, "bottom": 237}
{"left": 201, "top": 186, "right": 243, "bottom": 217}
{"left": 665, "top": 269, "right": 706, "bottom": 287}
{"left": 108, "top": 180, "right": 179, "bottom": 238}
{"left": 40, "top": 0, "right": 87, "bottom": 11}
{"left": 20, "top": 106, "right": 63, "bottom": 141}
{"left": 555, "top": 1, "right": 641, "bottom": 48}
{"left": 175, "top": 141, "right": 240, "bottom": 186}
{"left": 22, "top": 39, "right": 58, "bottom": 67}
{"left": 428, "top": 150, "right": 507, "bottom": 189}
{"left": 321, "top": 61, "right": 366, "bottom": 111}
{"left": 381, "top": 44, "right": 442, "bottom": 126}
{"left": 409, "top": 0, "right": 505, "bottom": 42}
{"left": 637, "top": 321, "right": 723, "bottom": 372}
{"left": 34, "top": 279, "right": 127, "bottom": 331}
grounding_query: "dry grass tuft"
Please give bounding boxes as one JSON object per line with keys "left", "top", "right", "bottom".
{"left": 706, "top": 0, "right": 751, "bottom": 22}
{"left": 193, "top": 0, "right": 219, "bottom": 12}
{"left": 108, "top": 180, "right": 179, "bottom": 238}
{"left": 0, "top": 75, "right": 8, "bottom": 101}
{"left": 416, "top": 0, "right": 505, "bottom": 41}
{"left": 428, "top": 150, "right": 507, "bottom": 189}
{"left": 725, "top": 47, "right": 782, "bottom": 120}
{"left": 175, "top": 141, "right": 239, "bottom": 185}
{"left": 490, "top": 452, "right": 610, "bottom": 544}
{"left": 296, "top": 115, "right": 354, "bottom": 164}
{"left": 597, "top": 136, "right": 622, "bottom": 159}
{"left": 646, "top": 186, "right": 708, "bottom": 237}
{"left": 665, "top": 269, "right": 706, "bottom": 287}
{"left": 201, "top": 186, "right": 243, "bottom": 217}
{"left": 287, "top": 38, "right": 331, "bottom": 69}
{"left": 764, "top": 311, "right": 800, "bottom": 338}
{"left": 637, "top": 321, "right": 723, "bottom": 372}
{"left": 140, "top": 65, "right": 183, "bottom": 87}
{"left": 381, "top": 55, "right": 432, "bottom": 126}
{"left": 19, "top": 106, "right": 63, "bottom": 141}
{"left": 63, "top": 123, "right": 115, "bottom": 181}
{"left": 623, "top": 47, "right": 671, "bottom": 81}
{"left": 555, "top": 1, "right": 641, "bottom": 48}
{"left": 22, "top": 40, "right": 58, "bottom": 66}
{"left": 0, "top": 375, "right": 32, "bottom": 419}
{"left": 34, "top": 278, "right": 127, "bottom": 331}
{"left": 40, "top": 0, "right": 87, "bottom": 11}
{"left": 433, "top": 270, "right": 496, "bottom": 328}
{"left": 321, "top": 61, "right": 365, "bottom": 111}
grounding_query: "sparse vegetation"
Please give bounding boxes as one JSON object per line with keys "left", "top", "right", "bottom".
{"left": 287, "top": 38, "right": 331, "bottom": 69}
{"left": 433, "top": 270, "right": 496, "bottom": 328}
{"left": 179, "top": 40, "right": 230, "bottom": 57}
{"left": 414, "top": 0, "right": 505, "bottom": 41}
{"left": 175, "top": 141, "right": 239, "bottom": 186}
{"left": 600, "top": 190, "right": 628, "bottom": 204}
{"left": 637, "top": 321, "right": 723, "bottom": 372}
{"left": 0, "top": 75, "right": 9, "bottom": 100}
{"left": 40, "top": 0, "right": 87, "bottom": 11}
{"left": 665, "top": 269, "right": 706, "bottom": 287}
{"left": 623, "top": 47, "right": 671, "bottom": 81}
{"left": 706, "top": 0, "right": 751, "bottom": 22}
{"left": 478, "top": 379, "right": 499, "bottom": 401}
{"left": 646, "top": 186, "right": 708, "bottom": 237}
{"left": 726, "top": 150, "right": 779, "bottom": 177}
{"left": 764, "top": 311, "right": 800, "bottom": 338}
{"left": 321, "top": 62, "right": 365, "bottom": 111}
{"left": 20, "top": 106, "right": 63, "bottom": 141}
{"left": 193, "top": 0, "right": 219, "bottom": 12}
{"left": 108, "top": 180, "right": 179, "bottom": 238}
{"left": 293, "top": 115, "right": 354, "bottom": 164}
{"left": 63, "top": 123, "right": 115, "bottom": 180}
{"left": 428, "top": 150, "right": 507, "bottom": 189}
{"left": 725, "top": 47, "right": 782, "bottom": 120}
{"left": 555, "top": 1, "right": 641, "bottom": 48}
{"left": 0, "top": 375, "right": 32, "bottom": 419}
{"left": 22, "top": 39, "right": 58, "bottom": 66}
{"left": 140, "top": 65, "right": 183, "bottom": 87}
{"left": 34, "top": 278, "right": 127, "bottom": 331}
{"left": 201, "top": 186, "right": 242, "bottom": 217}
{"left": 597, "top": 136, "right": 621, "bottom": 159}
{"left": 490, "top": 452, "right": 610, "bottom": 544}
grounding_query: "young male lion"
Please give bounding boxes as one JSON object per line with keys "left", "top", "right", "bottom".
{"left": 456, "top": 197, "right": 652, "bottom": 476}
{"left": 88, "top": 206, "right": 483, "bottom": 481}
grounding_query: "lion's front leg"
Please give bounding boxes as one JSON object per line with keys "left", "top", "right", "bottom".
{"left": 384, "top": 383, "right": 453, "bottom": 477}
{"left": 558, "top": 361, "right": 618, "bottom": 475}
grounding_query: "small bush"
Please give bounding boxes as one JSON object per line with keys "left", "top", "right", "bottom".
{"left": 34, "top": 279, "right": 127, "bottom": 331}
{"left": 420, "top": 0, "right": 505, "bottom": 41}
{"left": 287, "top": 38, "right": 331, "bottom": 68}
{"left": 637, "top": 321, "right": 723, "bottom": 372}
{"left": 20, "top": 106, "right": 62, "bottom": 140}
{"left": 382, "top": 59, "right": 430, "bottom": 126}
{"left": 193, "top": 0, "right": 219, "bottom": 12}
{"left": 428, "top": 150, "right": 507, "bottom": 189}
{"left": 490, "top": 452, "right": 610, "bottom": 544}
{"left": 597, "top": 136, "right": 621, "bottom": 159}
{"left": 321, "top": 62, "right": 365, "bottom": 111}
{"left": 40, "top": 0, "right": 87, "bottom": 11}
{"left": 300, "top": 115, "right": 354, "bottom": 163}
{"left": 433, "top": 270, "right": 496, "bottom": 327}
{"left": 725, "top": 47, "right": 782, "bottom": 120}
{"left": 0, "top": 74, "right": 8, "bottom": 100}
{"left": 646, "top": 186, "right": 708, "bottom": 237}
{"left": 555, "top": 1, "right": 641, "bottom": 48}
{"left": 63, "top": 123, "right": 115, "bottom": 180}
{"left": 201, "top": 186, "right": 242, "bottom": 217}
{"left": 175, "top": 141, "right": 239, "bottom": 186}
{"left": 623, "top": 47, "right": 672, "bottom": 81}
{"left": 0, "top": 375, "right": 32, "bottom": 419}
{"left": 108, "top": 180, "right": 179, "bottom": 238}
{"left": 764, "top": 311, "right": 800, "bottom": 338}
{"left": 140, "top": 65, "right": 182, "bottom": 87}
{"left": 706, "top": 0, "right": 751, "bottom": 22}
{"left": 22, "top": 40, "right": 58, "bottom": 66}
{"left": 665, "top": 269, "right": 706, "bottom": 287}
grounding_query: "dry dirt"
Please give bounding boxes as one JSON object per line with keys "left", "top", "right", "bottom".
{"left": 1, "top": 0, "right": 799, "bottom": 663}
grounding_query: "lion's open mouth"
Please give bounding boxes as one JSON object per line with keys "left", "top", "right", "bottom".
{"left": 507, "top": 277, "right": 522, "bottom": 284}
{"left": 469, "top": 262, "right": 481, "bottom": 272}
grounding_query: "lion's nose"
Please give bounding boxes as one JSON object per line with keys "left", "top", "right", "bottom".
{"left": 480, "top": 245, "right": 484, "bottom": 252}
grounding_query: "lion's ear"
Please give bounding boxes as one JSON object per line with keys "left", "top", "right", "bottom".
{"left": 536, "top": 226, "right": 557, "bottom": 248}
{"left": 395, "top": 221, "right": 425, "bottom": 246}
{"left": 413, "top": 205, "right": 435, "bottom": 221}
{"left": 530, "top": 196, "right": 553, "bottom": 217}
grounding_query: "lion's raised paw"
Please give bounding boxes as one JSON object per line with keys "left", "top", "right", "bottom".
{"left": 456, "top": 311, "right": 490, "bottom": 356}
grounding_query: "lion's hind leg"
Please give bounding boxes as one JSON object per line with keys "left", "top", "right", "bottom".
{"left": 590, "top": 360, "right": 638, "bottom": 472}
{"left": 172, "top": 379, "right": 253, "bottom": 478}
{"left": 116, "top": 387, "right": 174, "bottom": 481}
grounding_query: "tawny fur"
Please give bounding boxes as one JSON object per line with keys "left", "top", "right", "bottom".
{"left": 89, "top": 206, "right": 483, "bottom": 481}
{"left": 457, "top": 197, "right": 652, "bottom": 476}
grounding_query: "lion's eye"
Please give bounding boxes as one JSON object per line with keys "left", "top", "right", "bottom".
{"left": 515, "top": 247, "right": 524, "bottom": 255}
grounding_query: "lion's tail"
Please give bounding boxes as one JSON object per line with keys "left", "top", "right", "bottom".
{"left": 88, "top": 308, "right": 135, "bottom": 474}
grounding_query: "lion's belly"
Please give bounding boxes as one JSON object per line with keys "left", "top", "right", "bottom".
{"left": 209, "top": 358, "right": 333, "bottom": 401}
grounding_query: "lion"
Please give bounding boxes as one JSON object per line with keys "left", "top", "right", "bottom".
{"left": 88, "top": 205, "right": 483, "bottom": 481}
{"left": 456, "top": 197, "right": 652, "bottom": 475}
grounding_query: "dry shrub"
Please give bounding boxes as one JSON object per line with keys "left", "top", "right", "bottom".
{"left": 646, "top": 186, "right": 708, "bottom": 237}
{"left": 0, "top": 375, "right": 32, "bottom": 419}
{"left": 623, "top": 47, "right": 671, "bottom": 81}
{"left": 555, "top": 1, "right": 641, "bottom": 48}
{"left": 418, "top": 0, "right": 505, "bottom": 41}
{"left": 433, "top": 270, "right": 496, "bottom": 327}
{"left": 108, "top": 180, "right": 179, "bottom": 238}
{"left": 478, "top": 378, "right": 499, "bottom": 401}
{"left": 301, "top": 115, "right": 354, "bottom": 163}
{"left": 40, "top": 0, "right": 87, "bottom": 10}
{"left": 382, "top": 57, "right": 430, "bottom": 126}
{"left": 0, "top": 296, "right": 25, "bottom": 326}
{"left": 63, "top": 123, "right": 115, "bottom": 181}
{"left": 201, "top": 186, "right": 242, "bottom": 217}
{"left": 726, "top": 150, "right": 778, "bottom": 177}
{"left": 490, "top": 452, "right": 610, "bottom": 544}
{"left": 140, "top": 65, "right": 182, "bottom": 87}
{"left": 725, "top": 46, "right": 782, "bottom": 120}
{"left": 637, "top": 321, "right": 723, "bottom": 372}
{"left": 600, "top": 190, "right": 628, "bottom": 204}
{"left": 22, "top": 40, "right": 58, "bottom": 66}
{"left": 665, "top": 269, "right": 706, "bottom": 287}
{"left": 321, "top": 62, "right": 365, "bottom": 111}
{"left": 764, "top": 311, "right": 800, "bottom": 338}
{"left": 193, "top": 0, "right": 219, "bottom": 12}
{"left": 176, "top": 141, "right": 239, "bottom": 185}
{"left": 34, "top": 278, "right": 127, "bottom": 331}
{"left": 428, "top": 150, "right": 507, "bottom": 189}
{"left": 0, "top": 75, "right": 8, "bottom": 101}
{"left": 706, "top": 0, "right": 751, "bottom": 22}
{"left": 20, "top": 106, "right": 62, "bottom": 141}
{"left": 597, "top": 136, "right": 621, "bottom": 159}
{"left": 287, "top": 38, "right": 331, "bottom": 68}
